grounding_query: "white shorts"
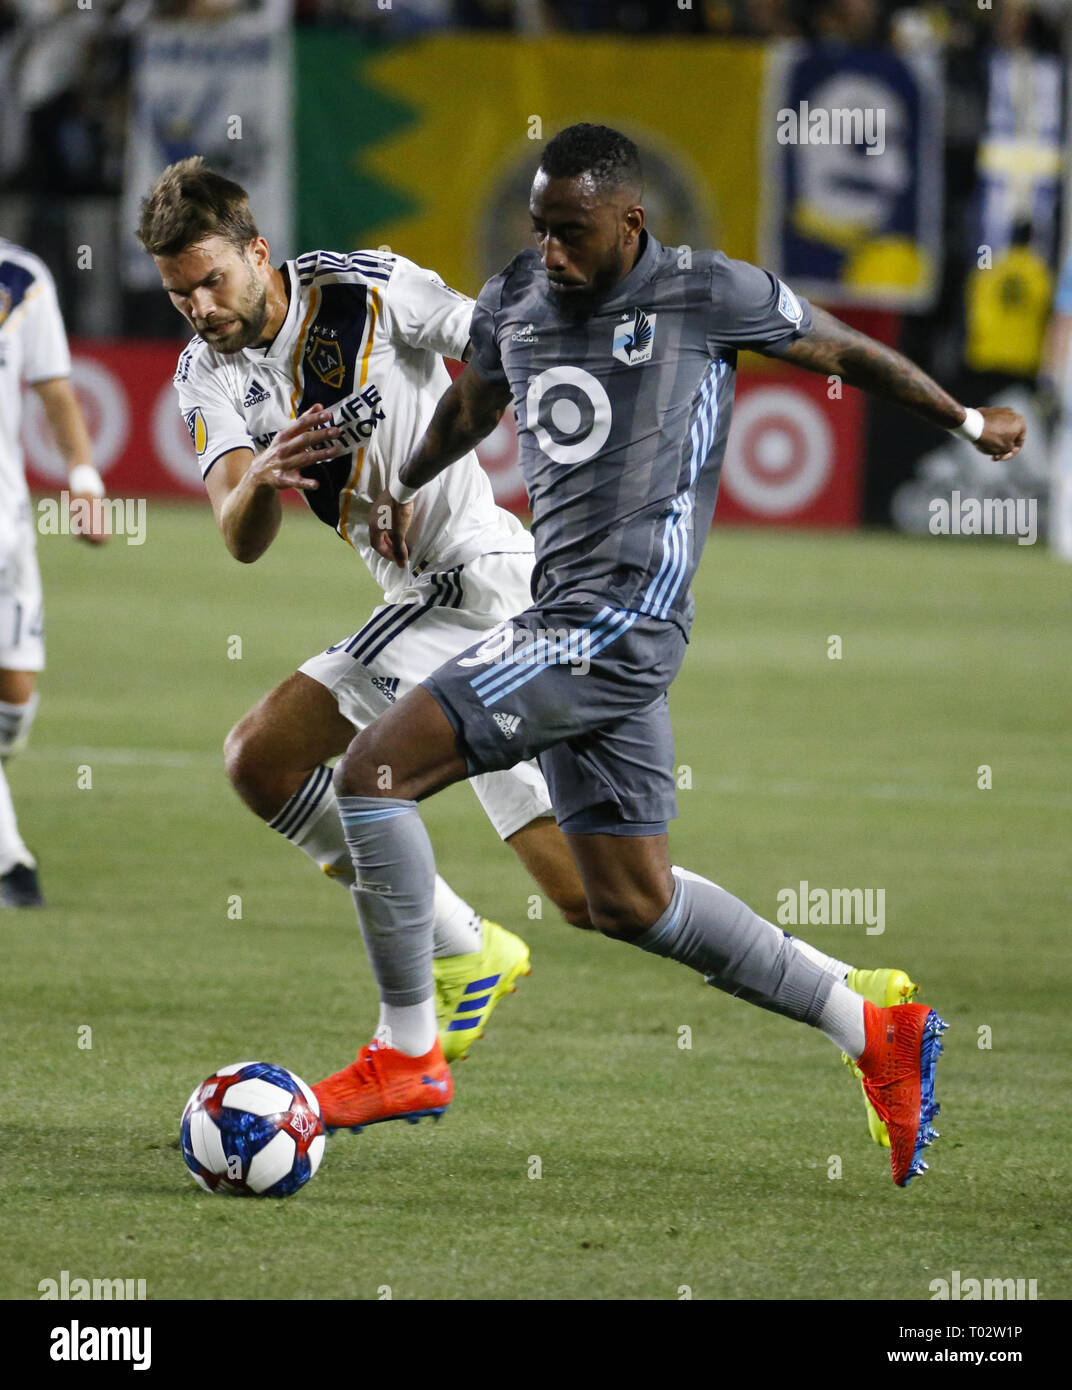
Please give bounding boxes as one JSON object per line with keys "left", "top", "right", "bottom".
{"left": 0, "top": 519, "right": 45, "bottom": 672}
{"left": 300, "top": 551, "right": 553, "bottom": 840}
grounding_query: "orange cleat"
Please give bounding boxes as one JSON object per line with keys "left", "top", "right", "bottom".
{"left": 313, "top": 1038, "right": 453, "bottom": 1134}
{"left": 856, "top": 1000, "right": 948, "bottom": 1187}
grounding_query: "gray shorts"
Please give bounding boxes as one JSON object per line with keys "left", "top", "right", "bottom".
{"left": 423, "top": 601, "right": 688, "bottom": 835}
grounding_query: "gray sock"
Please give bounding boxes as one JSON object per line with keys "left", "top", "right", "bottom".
{"left": 337, "top": 795, "right": 436, "bottom": 1007}
{"left": 635, "top": 872, "right": 835, "bottom": 1025}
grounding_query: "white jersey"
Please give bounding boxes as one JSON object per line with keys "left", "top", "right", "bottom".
{"left": 0, "top": 239, "right": 71, "bottom": 513}
{"left": 173, "top": 248, "right": 531, "bottom": 601}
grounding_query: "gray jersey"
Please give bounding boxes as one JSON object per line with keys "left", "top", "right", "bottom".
{"left": 469, "top": 232, "right": 812, "bottom": 629}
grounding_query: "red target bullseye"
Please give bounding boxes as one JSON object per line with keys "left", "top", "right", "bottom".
{"left": 723, "top": 387, "right": 833, "bottom": 515}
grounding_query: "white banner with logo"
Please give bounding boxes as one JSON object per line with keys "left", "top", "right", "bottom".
{"left": 120, "top": 0, "right": 293, "bottom": 290}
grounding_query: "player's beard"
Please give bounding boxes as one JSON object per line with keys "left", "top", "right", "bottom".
{"left": 196, "top": 267, "right": 270, "bottom": 353}
{"left": 553, "top": 244, "right": 629, "bottom": 319}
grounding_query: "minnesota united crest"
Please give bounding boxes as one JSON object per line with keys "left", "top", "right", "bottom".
{"left": 612, "top": 307, "right": 657, "bottom": 366}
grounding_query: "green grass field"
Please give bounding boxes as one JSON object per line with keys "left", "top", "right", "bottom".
{"left": 2, "top": 500, "right": 1069, "bottom": 1301}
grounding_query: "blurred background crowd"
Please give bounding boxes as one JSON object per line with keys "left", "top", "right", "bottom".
{"left": 3, "top": 0, "right": 1070, "bottom": 541}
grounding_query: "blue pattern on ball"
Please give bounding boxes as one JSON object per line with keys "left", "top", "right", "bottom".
{"left": 180, "top": 1061, "right": 320, "bottom": 1199}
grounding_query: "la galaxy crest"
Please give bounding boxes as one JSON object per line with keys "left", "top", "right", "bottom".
{"left": 306, "top": 327, "right": 346, "bottom": 390}
{"left": 613, "top": 307, "right": 657, "bottom": 366}
{"left": 0, "top": 285, "right": 11, "bottom": 330}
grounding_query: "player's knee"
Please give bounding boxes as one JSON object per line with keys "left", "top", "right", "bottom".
{"left": 331, "top": 731, "right": 383, "bottom": 799}
{"left": 223, "top": 717, "right": 251, "bottom": 787}
{"left": 223, "top": 717, "right": 277, "bottom": 814}
{"left": 558, "top": 897, "right": 595, "bottom": 931}
{"left": 588, "top": 896, "right": 655, "bottom": 941}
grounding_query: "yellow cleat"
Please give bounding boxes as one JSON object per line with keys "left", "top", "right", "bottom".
{"left": 433, "top": 920, "right": 531, "bottom": 1063}
{"left": 842, "top": 968, "right": 919, "bottom": 1147}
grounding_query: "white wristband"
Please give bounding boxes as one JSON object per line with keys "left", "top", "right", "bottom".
{"left": 952, "top": 407, "right": 984, "bottom": 442}
{"left": 389, "top": 475, "right": 419, "bottom": 504}
{"left": 68, "top": 464, "right": 105, "bottom": 497}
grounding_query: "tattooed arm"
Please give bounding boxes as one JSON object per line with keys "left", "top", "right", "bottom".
{"left": 772, "top": 306, "right": 1026, "bottom": 461}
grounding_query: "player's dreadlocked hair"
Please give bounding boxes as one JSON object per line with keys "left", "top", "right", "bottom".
{"left": 538, "top": 124, "right": 643, "bottom": 195}
{"left": 136, "top": 157, "right": 260, "bottom": 258}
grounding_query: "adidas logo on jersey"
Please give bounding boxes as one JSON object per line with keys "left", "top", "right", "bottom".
{"left": 370, "top": 675, "right": 400, "bottom": 703}
{"left": 511, "top": 322, "right": 539, "bottom": 344}
{"left": 492, "top": 711, "right": 521, "bottom": 739}
{"left": 243, "top": 378, "right": 270, "bottom": 408}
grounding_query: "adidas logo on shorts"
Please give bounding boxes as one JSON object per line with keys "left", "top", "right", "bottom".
{"left": 243, "top": 378, "right": 270, "bottom": 408}
{"left": 492, "top": 711, "right": 521, "bottom": 739}
{"left": 370, "top": 675, "right": 400, "bottom": 702}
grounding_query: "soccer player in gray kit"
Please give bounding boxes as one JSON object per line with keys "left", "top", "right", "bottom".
{"left": 314, "top": 124, "right": 1026, "bottom": 1186}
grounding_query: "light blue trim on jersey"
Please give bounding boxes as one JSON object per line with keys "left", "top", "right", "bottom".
{"left": 643, "top": 492, "right": 692, "bottom": 621}
{"left": 469, "top": 608, "right": 618, "bottom": 702}
{"left": 467, "top": 361, "right": 726, "bottom": 709}
{"left": 470, "top": 613, "right": 621, "bottom": 704}
{"left": 640, "top": 359, "right": 725, "bottom": 621}
{"left": 472, "top": 606, "right": 641, "bottom": 707}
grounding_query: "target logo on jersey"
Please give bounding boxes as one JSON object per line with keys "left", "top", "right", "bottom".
{"left": 525, "top": 366, "right": 612, "bottom": 465}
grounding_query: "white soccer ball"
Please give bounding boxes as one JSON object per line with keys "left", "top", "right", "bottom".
{"left": 180, "top": 1061, "right": 325, "bottom": 1198}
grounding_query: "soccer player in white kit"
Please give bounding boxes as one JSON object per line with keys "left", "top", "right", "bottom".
{"left": 0, "top": 239, "right": 107, "bottom": 907}
{"left": 137, "top": 159, "right": 591, "bottom": 1059}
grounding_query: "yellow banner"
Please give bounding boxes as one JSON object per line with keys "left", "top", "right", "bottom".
{"left": 354, "top": 35, "right": 766, "bottom": 296}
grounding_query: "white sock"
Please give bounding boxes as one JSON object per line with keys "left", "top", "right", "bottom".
{"left": 375, "top": 999, "right": 438, "bottom": 1057}
{"left": 0, "top": 692, "right": 39, "bottom": 759}
{"left": 789, "top": 936, "right": 852, "bottom": 980}
{"left": 432, "top": 876, "right": 484, "bottom": 957}
{"left": 272, "top": 768, "right": 355, "bottom": 882}
{"left": 818, "top": 980, "right": 867, "bottom": 1057}
{"left": 0, "top": 762, "right": 33, "bottom": 875}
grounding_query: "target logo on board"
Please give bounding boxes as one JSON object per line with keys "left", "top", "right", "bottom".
{"left": 722, "top": 387, "right": 833, "bottom": 516}
{"left": 475, "top": 408, "right": 525, "bottom": 507}
{"left": 525, "top": 366, "right": 612, "bottom": 465}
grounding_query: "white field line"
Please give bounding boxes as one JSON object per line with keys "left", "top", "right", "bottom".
{"left": 26, "top": 745, "right": 219, "bottom": 769}
{"left": 707, "top": 775, "right": 1072, "bottom": 811}
{"left": 22, "top": 745, "right": 1072, "bottom": 810}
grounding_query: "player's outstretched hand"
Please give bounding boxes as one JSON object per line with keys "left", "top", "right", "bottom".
{"left": 71, "top": 491, "right": 109, "bottom": 545}
{"left": 248, "top": 406, "right": 345, "bottom": 491}
{"left": 974, "top": 406, "right": 1026, "bottom": 461}
{"left": 370, "top": 487, "right": 413, "bottom": 567}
